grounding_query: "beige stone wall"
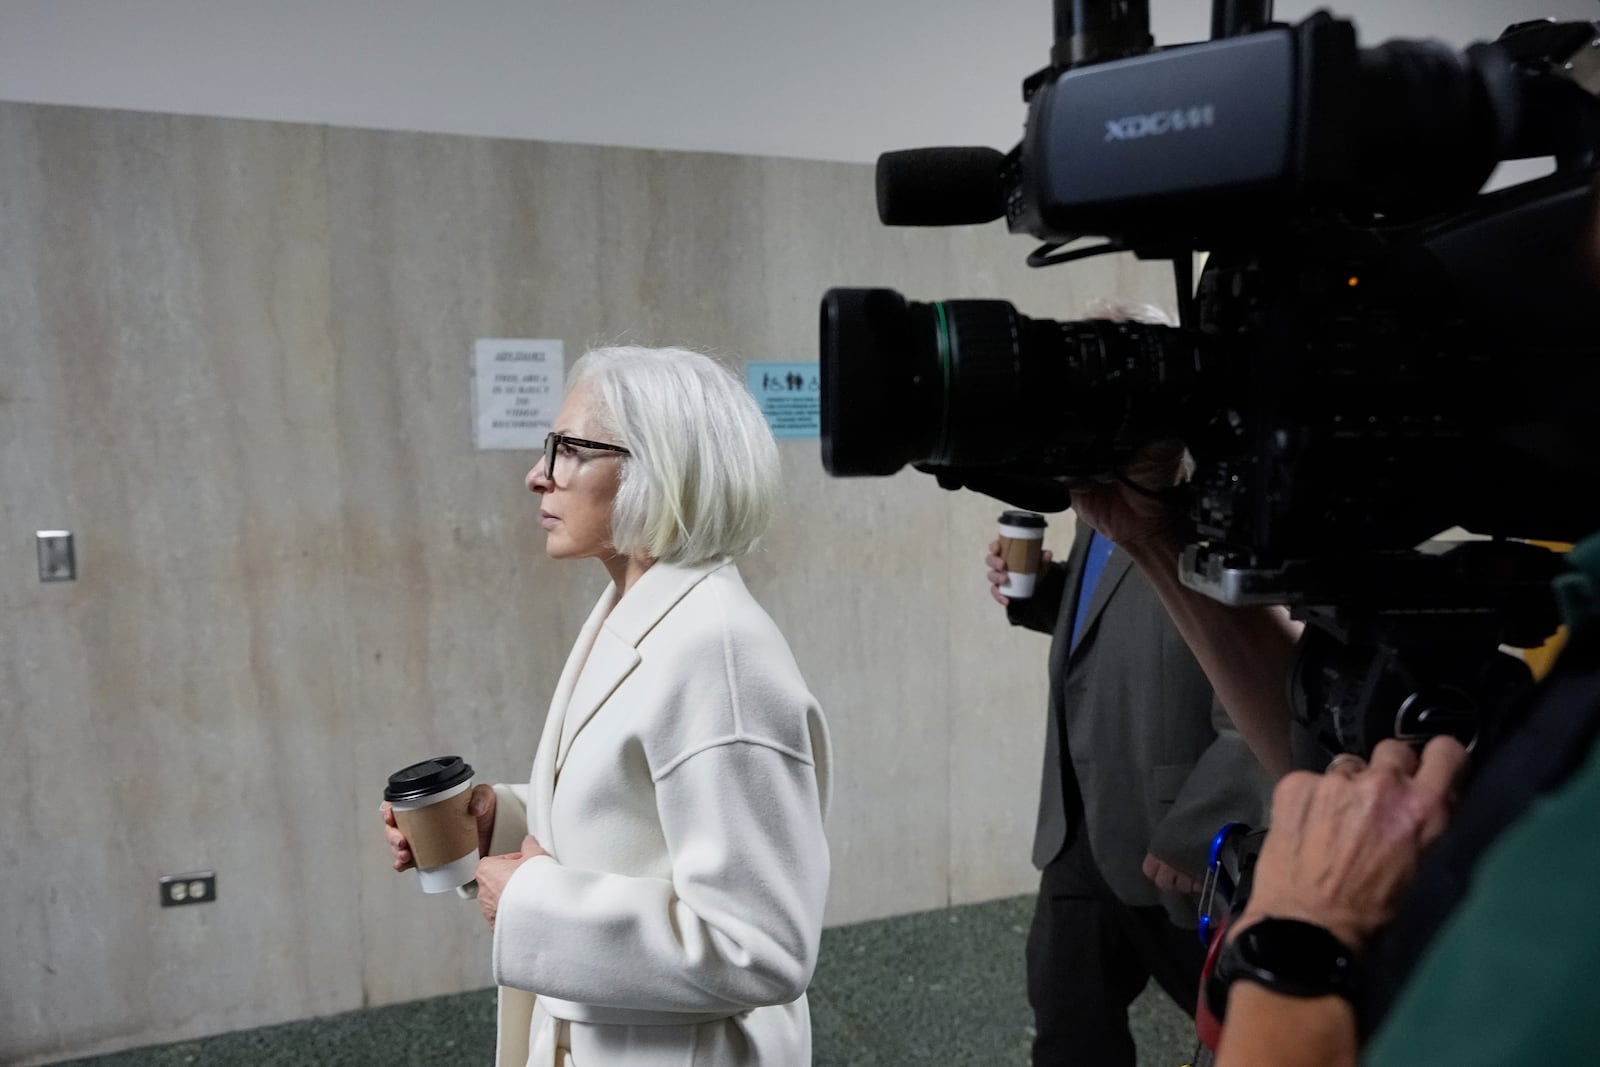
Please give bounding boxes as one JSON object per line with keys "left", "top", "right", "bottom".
{"left": 0, "top": 100, "right": 1175, "bottom": 1063}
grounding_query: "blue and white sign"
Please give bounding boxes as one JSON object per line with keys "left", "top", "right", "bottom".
{"left": 746, "top": 361, "right": 821, "bottom": 440}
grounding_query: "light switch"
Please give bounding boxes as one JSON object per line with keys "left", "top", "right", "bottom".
{"left": 36, "top": 531, "right": 76, "bottom": 582}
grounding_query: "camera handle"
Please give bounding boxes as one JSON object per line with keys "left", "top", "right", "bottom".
{"left": 1290, "top": 607, "right": 1539, "bottom": 757}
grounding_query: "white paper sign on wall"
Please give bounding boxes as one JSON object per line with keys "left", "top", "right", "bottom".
{"left": 472, "top": 338, "right": 564, "bottom": 450}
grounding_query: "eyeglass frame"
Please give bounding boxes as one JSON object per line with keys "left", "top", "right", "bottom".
{"left": 542, "top": 432, "right": 632, "bottom": 483}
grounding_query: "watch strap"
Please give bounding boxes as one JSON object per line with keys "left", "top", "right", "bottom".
{"left": 1206, "top": 917, "right": 1360, "bottom": 1021}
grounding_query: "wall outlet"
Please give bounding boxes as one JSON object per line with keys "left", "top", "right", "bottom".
{"left": 159, "top": 871, "right": 217, "bottom": 907}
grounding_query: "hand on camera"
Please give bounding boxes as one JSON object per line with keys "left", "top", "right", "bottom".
{"left": 986, "top": 540, "right": 1052, "bottom": 606}
{"left": 1063, "top": 439, "right": 1189, "bottom": 552}
{"left": 1229, "top": 736, "right": 1468, "bottom": 953}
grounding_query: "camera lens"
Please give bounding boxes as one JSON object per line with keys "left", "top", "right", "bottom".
{"left": 819, "top": 288, "right": 926, "bottom": 476}
{"left": 820, "top": 288, "right": 1047, "bottom": 476}
{"left": 820, "top": 286, "right": 1202, "bottom": 478}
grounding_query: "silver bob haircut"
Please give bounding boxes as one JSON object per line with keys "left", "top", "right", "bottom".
{"left": 570, "top": 345, "right": 780, "bottom": 565}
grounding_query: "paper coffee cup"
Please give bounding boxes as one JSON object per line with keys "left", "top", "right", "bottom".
{"left": 997, "top": 510, "right": 1047, "bottom": 598}
{"left": 385, "top": 756, "right": 479, "bottom": 894}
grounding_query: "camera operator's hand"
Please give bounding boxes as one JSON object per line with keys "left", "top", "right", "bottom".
{"left": 1066, "top": 436, "right": 1298, "bottom": 779}
{"left": 1063, "top": 439, "right": 1188, "bottom": 553}
{"left": 986, "top": 540, "right": 1052, "bottom": 607}
{"left": 1229, "top": 736, "right": 1468, "bottom": 954}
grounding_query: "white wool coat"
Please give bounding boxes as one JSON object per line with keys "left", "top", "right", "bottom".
{"left": 486, "top": 557, "right": 832, "bottom": 1066}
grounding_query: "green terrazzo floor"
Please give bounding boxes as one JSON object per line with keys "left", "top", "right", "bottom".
{"left": 55, "top": 895, "right": 1202, "bottom": 1067}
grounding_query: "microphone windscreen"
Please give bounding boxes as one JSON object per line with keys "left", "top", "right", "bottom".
{"left": 876, "top": 147, "right": 1006, "bottom": 226}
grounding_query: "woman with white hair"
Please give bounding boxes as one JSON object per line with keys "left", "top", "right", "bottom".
{"left": 381, "top": 346, "right": 832, "bottom": 1066}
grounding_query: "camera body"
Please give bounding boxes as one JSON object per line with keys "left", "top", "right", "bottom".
{"left": 820, "top": 6, "right": 1600, "bottom": 754}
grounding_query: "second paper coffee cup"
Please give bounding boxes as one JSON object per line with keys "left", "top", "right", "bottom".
{"left": 385, "top": 755, "right": 479, "bottom": 894}
{"left": 997, "top": 510, "right": 1048, "bottom": 598}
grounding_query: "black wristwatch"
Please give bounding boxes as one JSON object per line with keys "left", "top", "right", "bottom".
{"left": 1206, "top": 918, "right": 1360, "bottom": 1021}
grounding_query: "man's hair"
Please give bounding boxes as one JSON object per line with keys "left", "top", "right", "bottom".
{"left": 572, "top": 345, "right": 780, "bottom": 564}
{"left": 1083, "top": 297, "right": 1175, "bottom": 326}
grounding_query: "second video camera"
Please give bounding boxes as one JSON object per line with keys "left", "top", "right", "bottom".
{"left": 820, "top": 3, "right": 1600, "bottom": 753}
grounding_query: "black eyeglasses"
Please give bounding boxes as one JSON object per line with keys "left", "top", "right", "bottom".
{"left": 543, "top": 432, "right": 631, "bottom": 483}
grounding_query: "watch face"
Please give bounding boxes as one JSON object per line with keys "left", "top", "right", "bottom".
{"left": 1220, "top": 918, "right": 1358, "bottom": 1005}
{"left": 1243, "top": 920, "right": 1349, "bottom": 974}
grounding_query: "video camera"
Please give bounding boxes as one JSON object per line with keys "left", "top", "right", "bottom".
{"left": 819, "top": 0, "right": 1600, "bottom": 755}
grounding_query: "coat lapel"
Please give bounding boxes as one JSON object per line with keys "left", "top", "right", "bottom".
{"left": 1069, "top": 537, "right": 1133, "bottom": 662}
{"left": 554, "top": 629, "right": 640, "bottom": 769}
{"left": 527, "top": 586, "right": 616, "bottom": 849}
{"left": 550, "top": 557, "right": 732, "bottom": 775}
{"left": 1048, "top": 525, "right": 1094, "bottom": 680}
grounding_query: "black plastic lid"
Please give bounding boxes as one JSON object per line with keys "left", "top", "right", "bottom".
{"left": 384, "top": 755, "right": 474, "bottom": 802}
{"left": 998, "top": 510, "right": 1047, "bottom": 528}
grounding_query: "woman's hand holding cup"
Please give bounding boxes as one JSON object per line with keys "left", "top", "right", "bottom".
{"left": 380, "top": 783, "right": 496, "bottom": 873}
{"left": 469, "top": 784, "right": 497, "bottom": 858}
{"left": 380, "top": 801, "right": 415, "bottom": 872}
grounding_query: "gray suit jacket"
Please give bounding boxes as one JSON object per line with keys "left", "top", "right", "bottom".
{"left": 1009, "top": 516, "right": 1272, "bottom": 924}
